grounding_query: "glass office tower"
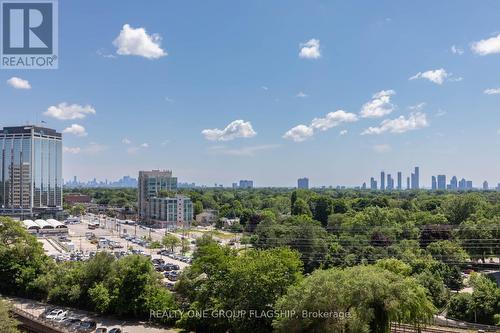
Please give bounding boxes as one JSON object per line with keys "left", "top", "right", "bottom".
{"left": 0, "top": 126, "right": 63, "bottom": 217}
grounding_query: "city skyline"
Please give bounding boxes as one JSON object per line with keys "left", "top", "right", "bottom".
{"left": 2, "top": 1, "right": 500, "bottom": 187}
{"left": 63, "top": 168, "right": 499, "bottom": 190}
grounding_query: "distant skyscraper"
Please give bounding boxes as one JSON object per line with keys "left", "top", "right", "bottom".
{"left": 361, "top": 182, "right": 367, "bottom": 190}
{"left": 411, "top": 167, "right": 420, "bottom": 189}
{"left": 232, "top": 182, "right": 238, "bottom": 189}
{"left": 239, "top": 180, "right": 254, "bottom": 189}
{"left": 450, "top": 176, "right": 458, "bottom": 190}
{"left": 458, "top": 178, "right": 467, "bottom": 190}
{"left": 466, "top": 180, "right": 473, "bottom": 189}
{"left": 397, "top": 172, "right": 402, "bottom": 190}
{"left": 386, "top": 174, "right": 394, "bottom": 190}
{"left": 483, "top": 181, "right": 489, "bottom": 191}
{"left": 406, "top": 176, "right": 410, "bottom": 190}
{"left": 380, "top": 171, "right": 385, "bottom": 190}
{"left": 431, "top": 176, "right": 437, "bottom": 190}
{"left": 297, "top": 177, "right": 309, "bottom": 189}
{"left": 370, "top": 177, "right": 377, "bottom": 190}
{"left": 437, "top": 175, "right": 446, "bottom": 190}
{"left": 0, "top": 125, "right": 63, "bottom": 217}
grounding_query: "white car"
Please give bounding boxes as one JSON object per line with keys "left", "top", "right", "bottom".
{"left": 54, "top": 315, "right": 69, "bottom": 323}
{"left": 47, "top": 310, "right": 68, "bottom": 321}
{"left": 45, "top": 309, "right": 64, "bottom": 319}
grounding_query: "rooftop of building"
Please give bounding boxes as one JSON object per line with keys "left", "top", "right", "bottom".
{"left": 0, "top": 125, "right": 62, "bottom": 138}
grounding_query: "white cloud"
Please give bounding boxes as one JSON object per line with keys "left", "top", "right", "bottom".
{"left": 113, "top": 24, "right": 167, "bottom": 59}
{"left": 7, "top": 77, "right": 31, "bottom": 89}
{"left": 471, "top": 33, "right": 500, "bottom": 56}
{"left": 261, "top": 86, "right": 269, "bottom": 91}
{"left": 63, "top": 147, "right": 81, "bottom": 154}
{"left": 122, "top": 138, "right": 131, "bottom": 144}
{"left": 360, "top": 90, "right": 396, "bottom": 118}
{"left": 409, "top": 68, "right": 448, "bottom": 85}
{"left": 373, "top": 144, "right": 392, "bottom": 153}
{"left": 408, "top": 102, "right": 426, "bottom": 111}
{"left": 202, "top": 120, "right": 257, "bottom": 141}
{"left": 339, "top": 130, "right": 348, "bottom": 136}
{"left": 96, "top": 49, "right": 116, "bottom": 59}
{"left": 207, "top": 144, "right": 280, "bottom": 157}
{"left": 44, "top": 103, "right": 96, "bottom": 120}
{"left": 361, "top": 112, "right": 429, "bottom": 135}
{"left": 283, "top": 110, "right": 358, "bottom": 142}
{"left": 436, "top": 109, "right": 447, "bottom": 117}
{"left": 296, "top": 91, "right": 308, "bottom": 98}
{"left": 62, "top": 124, "right": 87, "bottom": 137}
{"left": 299, "top": 39, "right": 321, "bottom": 59}
{"left": 283, "top": 125, "right": 314, "bottom": 142}
{"left": 451, "top": 45, "right": 464, "bottom": 55}
{"left": 311, "top": 110, "right": 358, "bottom": 131}
{"left": 448, "top": 75, "right": 463, "bottom": 82}
{"left": 126, "top": 142, "right": 149, "bottom": 154}
{"left": 165, "top": 97, "right": 174, "bottom": 103}
{"left": 484, "top": 88, "right": 500, "bottom": 95}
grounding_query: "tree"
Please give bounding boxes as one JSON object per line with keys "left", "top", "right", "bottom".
{"left": 177, "top": 244, "right": 303, "bottom": 333}
{"left": 0, "top": 217, "right": 53, "bottom": 297}
{"left": 106, "top": 255, "right": 169, "bottom": 318}
{"left": 162, "top": 234, "right": 180, "bottom": 252}
{"left": 253, "top": 215, "right": 329, "bottom": 272}
{"left": 311, "top": 196, "right": 333, "bottom": 227}
{"left": 425, "top": 240, "right": 469, "bottom": 264}
{"left": 180, "top": 238, "right": 190, "bottom": 255}
{"left": 88, "top": 282, "right": 111, "bottom": 314}
{"left": 193, "top": 201, "right": 203, "bottom": 216}
{"left": 291, "top": 198, "right": 312, "bottom": 217}
{"left": 149, "top": 241, "right": 162, "bottom": 249}
{"left": 71, "top": 203, "right": 86, "bottom": 216}
{"left": 441, "top": 194, "right": 485, "bottom": 224}
{"left": 456, "top": 217, "right": 498, "bottom": 262}
{"left": 448, "top": 274, "right": 500, "bottom": 324}
{"left": 375, "top": 258, "right": 412, "bottom": 276}
{"left": 0, "top": 299, "right": 19, "bottom": 333}
{"left": 273, "top": 265, "right": 435, "bottom": 333}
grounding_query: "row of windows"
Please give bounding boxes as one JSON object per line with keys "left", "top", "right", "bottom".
{"left": 0, "top": 136, "right": 62, "bottom": 210}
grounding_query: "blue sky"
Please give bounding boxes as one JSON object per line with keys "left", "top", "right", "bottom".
{"left": 2, "top": 0, "right": 500, "bottom": 187}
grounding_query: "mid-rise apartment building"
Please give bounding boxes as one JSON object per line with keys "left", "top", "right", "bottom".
{"left": 138, "top": 170, "right": 177, "bottom": 219}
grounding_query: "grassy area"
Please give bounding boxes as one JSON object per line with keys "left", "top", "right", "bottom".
{"left": 176, "top": 228, "right": 238, "bottom": 240}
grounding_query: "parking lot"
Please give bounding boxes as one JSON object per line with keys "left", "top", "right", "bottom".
{"left": 34, "top": 214, "right": 195, "bottom": 293}
{"left": 10, "top": 297, "right": 176, "bottom": 333}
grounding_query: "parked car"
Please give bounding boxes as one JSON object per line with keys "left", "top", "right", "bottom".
{"left": 61, "top": 318, "right": 81, "bottom": 328}
{"left": 46, "top": 309, "right": 66, "bottom": 320}
{"left": 152, "top": 258, "right": 165, "bottom": 265}
{"left": 108, "top": 328, "right": 122, "bottom": 333}
{"left": 78, "top": 320, "right": 97, "bottom": 332}
{"left": 95, "top": 328, "right": 107, "bottom": 333}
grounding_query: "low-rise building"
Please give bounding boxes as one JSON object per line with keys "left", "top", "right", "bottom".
{"left": 196, "top": 209, "right": 218, "bottom": 225}
{"left": 147, "top": 195, "right": 193, "bottom": 229}
{"left": 64, "top": 193, "right": 92, "bottom": 205}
